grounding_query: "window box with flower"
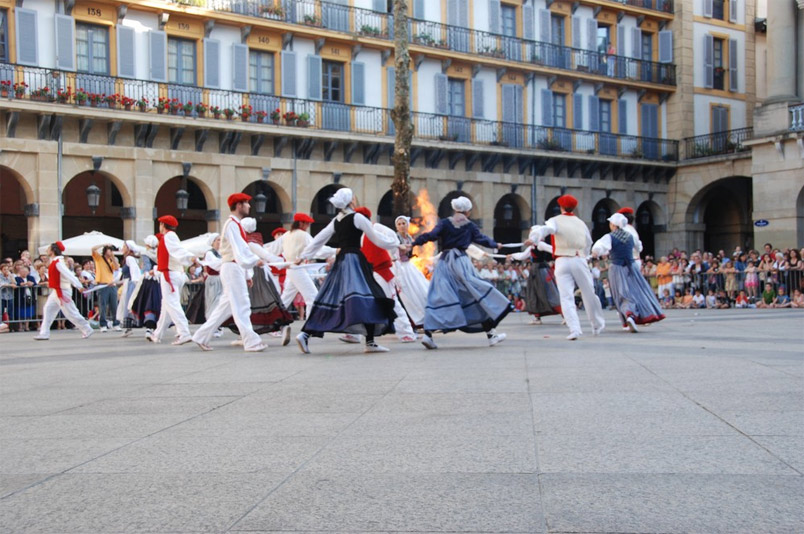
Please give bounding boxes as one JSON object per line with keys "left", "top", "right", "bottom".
{"left": 261, "top": 4, "right": 285, "bottom": 19}
{"left": 121, "top": 96, "right": 135, "bottom": 110}
{"left": 0, "top": 80, "right": 11, "bottom": 98}
{"left": 270, "top": 108, "right": 281, "bottom": 124}
{"left": 283, "top": 110, "right": 298, "bottom": 126}
{"left": 168, "top": 98, "right": 183, "bottom": 115}
{"left": 13, "top": 82, "right": 28, "bottom": 98}
{"left": 182, "top": 101, "right": 194, "bottom": 116}
{"left": 223, "top": 107, "right": 236, "bottom": 120}
{"left": 88, "top": 93, "right": 103, "bottom": 106}
{"left": 296, "top": 112, "right": 310, "bottom": 127}
{"left": 30, "top": 86, "right": 52, "bottom": 102}
{"left": 254, "top": 110, "right": 268, "bottom": 123}
{"left": 240, "top": 104, "right": 253, "bottom": 122}
{"left": 195, "top": 102, "right": 208, "bottom": 117}
{"left": 75, "top": 88, "right": 88, "bottom": 105}
{"left": 136, "top": 97, "right": 149, "bottom": 111}
{"left": 210, "top": 105, "right": 221, "bottom": 119}
{"left": 56, "top": 87, "right": 73, "bottom": 104}
{"left": 104, "top": 93, "right": 120, "bottom": 108}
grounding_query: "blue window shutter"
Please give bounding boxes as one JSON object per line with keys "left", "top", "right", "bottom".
{"left": 541, "top": 89, "right": 553, "bottom": 127}
{"left": 489, "top": 0, "right": 501, "bottom": 34}
{"left": 148, "top": 31, "right": 167, "bottom": 82}
{"left": 203, "top": 39, "right": 220, "bottom": 88}
{"left": 659, "top": 31, "right": 673, "bottom": 63}
{"left": 538, "top": 9, "right": 550, "bottom": 42}
{"left": 15, "top": 8, "right": 38, "bottom": 66}
{"left": 523, "top": 2, "right": 534, "bottom": 40}
{"left": 618, "top": 99, "right": 627, "bottom": 134}
{"left": 616, "top": 25, "right": 625, "bottom": 57}
{"left": 514, "top": 85, "right": 523, "bottom": 123}
{"left": 413, "top": 0, "right": 425, "bottom": 18}
{"left": 387, "top": 67, "right": 395, "bottom": 108}
{"left": 472, "top": 78, "right": 484, "bottom": 118}
{"left": 631, "top": 28, "right": 641, "bottom": 59}
{"left": 447, "top": 0, "right": 458, "bottom": 25}
{"left": 502, "top": 84, "right": 515, "bottom": 122}
{"left": 573, "top": 93, "right": 583, "bottom": 130}
{"left": 703, "top": 0, "right": 713, "bottom": 18}
{"left": 55, "top": 14, "right": 75, "bottom": 71}
{"left": 704, "top": 34, "right": 714, "bottom": 89}
{"left": 435, "top": 73, "right": 448, "bottom": 114}
{"left": 729, "top": 0, "right": 738, "bottom": 23}
{"left": 589, "top": 95, "right": 600, "bottom": 132}
{"left": 117, "top": 26, "right": 136, "bottom": 78}
{"left": 307, "top": 54, "right": 322, "bottom": 100}
{"left": 572, "top": 17, "right": 581, "bottom": 49}
{"left": 281, "top": 50, "right": 297, "bottom": 97}
{"left": 352, "top": 61, "right": 366, "bottom": 105}
{"left": 729, "top": 39, "right": 738, "bottom": 92}
{"left": 232, "top": 44, "right": 249, "bottom": 92}
{"left": 587, "top": 18, "right": 598, "bottom": 51}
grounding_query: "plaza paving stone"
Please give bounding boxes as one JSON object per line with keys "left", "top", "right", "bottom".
{"left": 0, "top": 308, "right": 801, "bottom": 533}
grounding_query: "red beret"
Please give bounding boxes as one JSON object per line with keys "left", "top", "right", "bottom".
{"left": 617, "top": 207, "right": 635, "bottom": 215}
{"left": 355, "top": 206, "right": 372, "bottom": 218}
{"left": 557, "top": 195, "right": 578, "bottom": 210}
{"left": 293, "top": 213, "right": 315, "bottom": 223}
{"left": 271, "top": 227, "right": 287, "bottom": 238}
{"left": 227, "top": 193, "right": 252, "bottom": 208}
{"left": 54, "top": 241, "right": 65, "bottom": 252}
{"left": 158, "top": 215, "right": 179, "bottom": 227}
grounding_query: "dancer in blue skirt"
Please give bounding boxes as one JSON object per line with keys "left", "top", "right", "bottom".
{"left": 410, "top": 196, "right": 511, "bottom": 349}
{"left": 295, "top": 188, "right": 400, "bottom": 354}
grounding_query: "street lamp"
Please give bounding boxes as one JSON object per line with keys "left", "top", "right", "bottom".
{"left": 595, "top": 206, "right": 608, "bottom": 224}
{"left": 253, "top": 192, "right": 267, "bottom": 215}
{"left": 175, "top": 188, "right": 189, "bottom": 214}
{"left": 502, "top": 202, "right": 514, "bottom": 222}
{"left": 86, "top": 183, "right": 101, "bottom": 214}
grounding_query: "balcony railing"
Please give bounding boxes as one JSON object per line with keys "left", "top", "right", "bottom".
{"left": 683, "top": 127, "right": 753, "bottom": 159}
{"left": 184, "top": 0, "right": 676, "bottom": 86}
{"left": 0, "top": 62, "right": 678, "bottom": 162}
{"left": 790, "top": 104, "right": 804, "bottom": 131}
{"left": 611, "top": 0, "right": 674, "bottom": 13}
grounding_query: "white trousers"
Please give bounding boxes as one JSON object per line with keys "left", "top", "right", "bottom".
{"left": 554, "top": 256, "right": 605, "bottom": 335}
{"left": 153, "top": 270, "right": 191, "bottom": 341}
{"left": 192, "top": 263, "right": 262, "bottom": 350}
{"left": 38, "top": 289, "right": 92, "bottom": 338}
{"left": 280, "top": 268, "right": 318, "bottom": 320}
{"left": 373, "top": 273, "right": 415, "bottom": 339}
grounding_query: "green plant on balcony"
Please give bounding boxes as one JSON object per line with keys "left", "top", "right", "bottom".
{"left": 223, "top": 107, "right": 236, "bottom": 119}
{"left": 261, "top": 4, "right": 285, "bottom": 18}
{"left": 168, "top": 98, "right": 183, "bottom": 114}
{"left": 75, "top": 88, "right": 88, "bottom": 104}
{"left": 104, "top": 93, "right": 120, "bottom": 108}
{"left": 283, "top": 110, "right": 298, "bottom": 125}
{"left": 175, "top": 0, "right": 205, "bottom": 6}
{"left": 630, "top": 147, "right": 644, "bottom": 159}
{"left": 87, "top": 92, "right": 103, "bottom": 106}
{"left": 297, "top": 112, "right": 310, "bottom": 127}
{"left": 414, "top": 33, "right": 436, "bottom": 46}
{"left": 195, "top": 102, "right": 207, "bottom": 116}
{"left": 182, "top": 100, "right": 194, "bottom": 115}
{"left": 303, "top": 14, "right": 321, "bottom": 26}
{"left": 210, "top": 105, "right": 221, "bottom": 118}
{"left": 255, "top": 110, "right": 267, "bottom": 123}
{"left": 13, "top": 82, "right": 28, "bottom": 98}
{"left": 480, "top": 46, "right": 505, "bottom": 58}
{"left": 30, "top": 86, "right": 52, "bottom": 101}
{"left": 0, "top": 80, "right": 11, "bottom": 97}
{"left": 538, "top": 137, "right": 564, "bottom": 151}
{"left": 136, "top": 97, "right": 149, "bottom": 111}
{"left": 56, "top": 87, "right": 72, "bottom": 104}
{"left": 121, "top": 95, "right": 135, "bottom": 110}
{"left": 156, "top": 97, "right": 168, "bottom": 113}
{"left": 240, "top": 104, "right": 253, "bottom": 121}
{"left": 270, "top": 108, "right": 281, "bottom": 124}
{"left": 360, "top": 25, "right": 382, "bottom": 37}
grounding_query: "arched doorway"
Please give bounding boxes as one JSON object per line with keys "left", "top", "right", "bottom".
{"left": 377, "top": 189, "right": 417, "bottom": 229}
{"left": 310, "top": 184, "right": 345, "bottom": 235}
{"left": 62, "top": 171, "right": 125, "bottom": 241}
{"left": 636, "top": 201, "right": 664, "bottom": 259}
{"left": 0, "top": 167, "right": 30, "bottom": 259}
{"left": 438, "top": 190, "right": 473, "bottom": 219}
{"left": 591, "top": 198, "right": 620, "bottom": 242}
{"left": 154, "top": 177, "right": 209, "bottom": 239}
{"left": 494, "top": 194, "right": 526, "bottom": 253}
{"left": 689, "top": 177, "right": 753, "bottom": 253}
{"left": 544, "top": 196, "right": 561, "bottom": 222}
{"left": 243, "top": 181, "right": 283, "bottom": 240}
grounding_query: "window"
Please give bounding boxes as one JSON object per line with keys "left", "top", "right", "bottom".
{"left": 551, "top": 15, "right": 564, "bottom": 46}
{"left": 641, "top": 33, "right": 653, "bottom": 81}
{"left": 501, "top": 5, "right": 517, "bottom": 37}
{"left": 712, "top": 105, "right": 729, "bottom": 133}
{"left": 448, "top": 78, "right": 465, "bottom": 116}
{"left": 713, "top": 38, "right": 724, "bottom": 90}
{"left": 597, "top": 25, "right": 610, "bottom": 55}
{"left": 168, "top": 38, "right": 196, "bottom": 85}
{"left": 0, "top": 10, "right": 7, "bottom": 62}
{"left": 249, "top": 50, "right": 274, "bottom": 94}
{"left": 322, "top": 60, "right": 343, "bottom": 102}
{"left": 599, "top": 100, "right": 612, "bottom": 133}
{"left": 713, "top": 0, "right": 725, "bottom": 20}
{"left": 552, "top": 92, "right": 566, "bottom": 127}
{"left": 76, "top": 23, "right": 109, "bottom": 75}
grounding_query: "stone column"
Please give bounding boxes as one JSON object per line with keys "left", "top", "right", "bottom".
{"left": 765, "top": 0, "right": 798, "bottom": 103}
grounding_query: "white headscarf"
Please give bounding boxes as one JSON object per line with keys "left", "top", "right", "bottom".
{"left": 206, "top": 233, "right": 220, "bottom": 246}
{"left": 395, "top": 215, "right": 410, "bottom": 225}
{"left": 241, "top": 218, "right": 257, "bottom": 233}
{"left": 329, "top": 188, "right": 354, "bottom": 210}
{"left": 451, "top": 196, "right": 472, "bottom": 213}
{"left": 607, "top": 213, "right": 628, "bottom": 229}
{"left": 144, "top": 235, "right": 158, "bottom": 248}
{"left": 125, "top": 240, "right": 145, "bottom": 255}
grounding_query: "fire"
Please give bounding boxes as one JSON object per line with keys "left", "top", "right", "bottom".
{"left": 409, "top": 189, "right": 438, "bottom": 278}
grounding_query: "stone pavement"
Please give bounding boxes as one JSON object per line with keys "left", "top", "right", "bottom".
{"left": 0, "top": 308, "right": 802, "bottom": 533}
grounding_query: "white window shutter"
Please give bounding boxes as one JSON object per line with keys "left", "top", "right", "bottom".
{"left": 541, "top": 89, "right": 553, "bottom": 127}
{"left": 472, "top": 78, "right": 484, "bottom": 118}
{"left": 573, "top": 93, "right": 583, "bottom": 130}
{"left": 203, "top": 39, "right": 221, "bottom": 89}
{"left": 149, "top": 30, "right": 167, "bottom": 82}
{"left": 587, "top": 18, "right": 598, "bottom": 51}
{"left": 435, "top": 73, "right": 448, "bottom": 114}
{"left": 703, "top": 0, "right": 713, "bottom": 18}
{"left": 232, "top": 44, "right": 249, "bottom": 92}
{"left": 729, "top": 39, "right": 738, "bottom": 92}
{"left": 352, "top": 61, "right": 365, "bottom": 105}
{"left": 631, "top": 28, "right": 642, "bottom": 59}
{"left": 538, "top": 9, "right": 551, "bottom": 42}
{"left": 729, "top": 0, "right": 738, "bottom": 23}
{"left": 15, "top": 8, "right": 38, "bottom": 66}
{"left": 704, "top": 34, "right": 714, "bottom": 89}
{"left": 616, "top": 25, "right": 626, "bottom": 57}
{"left": 523, "top": 2, "right": 535, "bottom": 41}
{"left": 54, "top": 14, "right": 75, "bottom": 71}
{"left": 572, "top": 17, "right": 581, "bottom": 49}
{"left": 306, "top": 54, "right": 322, "bottom": 100}
{"left": 117, "top": 26, "right": 136, "bottom": 78}
{"left": 502, "top": 84, "right": 515, "bottom": 123}
{"left": 659, "top": 30, "right": 673, "bottom": 63}
{"left": 281, "top": 50, "right": 296, "bottom": 97}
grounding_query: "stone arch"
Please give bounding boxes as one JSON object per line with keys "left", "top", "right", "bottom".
{"left": 438, "top": 190, "right": 475, "bottom": 219}
{"left": 494, "top": 193, "right": 529, "bottom": 251}
{"left": 310, "top": 183, "right": 346, "bottom": 235}
{"left": 686, "top": 176, "right": 753, "bottom": 252}
{"left": 377, "top": 189, "right": 417, "bottom": 229}
{"left": 0, "top": 165, "right": 33, "bottom": 258}
{"left": 591, "top": 197, "right": 621, "bottom": 242}
{"left": 636, "top": 200, "right": 666, "bottom": 259}
{"left": 243, "top": 181, "right": 286, "bottom": 239}
{"left": 154, "top": 176, "right": 210, "bottom": 239}
{"left": 62, "top": 171, "right": 127, "bottom": 240}
{"left": 544, "top": 196, "right": 561, "bottom": 221}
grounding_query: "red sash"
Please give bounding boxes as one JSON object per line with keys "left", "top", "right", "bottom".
{"left": 156, "top": 233, "right": 174, "bottom": 292}
{"left": 48, "top": 258, "right": 65, "bottom": 301}
{"left": 230, "top": 216, "right": 247, "bottom": 241}
{"left": 361, "top": 238, "right": 394, "bottom": 282}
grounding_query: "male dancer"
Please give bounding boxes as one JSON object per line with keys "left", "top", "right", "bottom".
{"left": 280, "top": 213, "right": 335, "bottom": 319}
{"left": 192, "top": 193, "right": 267, "bottom": 352}
{"left": 34, "top": 241, "right": 93, "bottom": 340}
{"left": 149, "top": 215, "right": 195, "bottom": 345}
{"left": 531, "top": 194, "right": 605, "bottom": 340}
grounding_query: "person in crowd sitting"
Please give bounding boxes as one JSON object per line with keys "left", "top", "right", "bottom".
{"left": 734, "top": 290, "right": 754, "bottom": 308}
{"left": 757, "top": 283, "right": 777, "bottom": 308}
{"left": 791, "top": 288, "right": 804, "bottom": 308}
{"left": 774, "top": 286, "right": 792, "bottom": 308}
{"left": 692, "top": 289, "right": 706, "bottom": 309}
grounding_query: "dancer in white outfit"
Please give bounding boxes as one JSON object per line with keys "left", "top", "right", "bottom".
{"left": 531, "top": 194, "right": 605, "bottom": 340}
{"left": 192, "top": 193, "right": 267, "bottom": 352}
{"left": 392, "top": 215, "right": 429, "bottom": 328}
{"left": 34, "top": 241, "right": 93, "bottom": 340}
{"left": 150, "top": 215, "right": 195, "bottom": 345}
{"left": 116, "top": 240, "right": 144, "bottom": 337}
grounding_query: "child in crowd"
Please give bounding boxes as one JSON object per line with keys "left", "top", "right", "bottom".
{"left": 734, "top": 290, "right": 754, "bottom": 308}
{"left": 791, "top": 289, "right": 804, "bottom": 308}
{"left": 660, "top": 289, "right": 674, "bottom": 309}
{"left": 716, "top": 290, "right": 731, "bottom": 309}
{"left": 757, "top": 283, "right": 776, "bottom": 308}
{"left": 744, "top": 260, "right": 759, "bottom": 299}
{"left": 692, "top": 289, "right": 706, "bottom": 309}
{"left": 775, "top": 286, "right": 792, "bottom": 308}
{"left": 705, "top": 289, "right": 717, "bottom": 309}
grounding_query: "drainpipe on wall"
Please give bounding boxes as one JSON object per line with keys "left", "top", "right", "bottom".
{"left": 292, "top": 139, "right": 297, "bottom": 212}
{"left": 57, "top": 132, "right": 63, "bottom": 240}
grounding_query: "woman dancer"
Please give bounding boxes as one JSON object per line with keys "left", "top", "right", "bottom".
{"left": 295, "top": 188, "right": 399, "bottom": 354}
{"left": 117, "top": 240, "right": 144, "bottom": 337}
{"left": 508, "top": 237, "right": 561, "bottom": 324}
{"left": 392, "top": 215, "right": 429, "bottom": 328}
{"left": 411, "top": 196, "right": 510, "bottom": 349}
{"left": 592, "top": 213, "right": 664, "bottom": 332}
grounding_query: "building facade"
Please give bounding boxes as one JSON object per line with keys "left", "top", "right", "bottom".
{"left": 0, "top": 0, "right": 800, "bottom": 259}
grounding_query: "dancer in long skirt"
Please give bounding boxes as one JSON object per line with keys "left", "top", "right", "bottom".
{"left": 117, "top": 240, "right": 144, "bottom": 337}
{"left": 150, "top": 216, "right": 195, "bottom": 345}
{"left": 295, "top": 188, "right": 399, "bottom": 354}
{"left": 392, "top": 215, "right": 429, "bottom": 328}
{"left": 410, "top": 196, "right": 510, "bottom": 349}
{"left": 34, "top": 241, "right": 93, "bottom": 340}
{"left": 592, "top": 213, "right": 665, "bottom": 332}
{"left": 508, "top": 239, "right": 561, "bottom": 324}
{"left": 617, "top": 207, "right": 643, "bottom": 268}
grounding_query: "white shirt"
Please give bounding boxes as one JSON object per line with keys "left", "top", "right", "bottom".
{"left": 510, "top": 241, "right": 553, "bottom": 261}
{"left": 202, "top": 250, "right": 222, "bottom": 272}
{"left": 51, "top": 256, "right": 84, "bottom": 290}
{"left": 219, "top": 215, "right": 259, "bottom": 269}
{"left": 163, "top": 231, "right": 195, "bottom": 272}
{"left": 301, "top": 211, "right": 397, "bottom": 259}
{"left": 125, "top": 256, "right": 142, "bottom": 283}
{"left": 537, "top": 215, "right": 592, "bottom": 257}
{"left": 592, "top": 233, "right": 642, "bottom": 259}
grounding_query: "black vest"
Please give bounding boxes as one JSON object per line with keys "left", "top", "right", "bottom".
{"left": 332, "top": 213, "right": 363, "bottom": 249}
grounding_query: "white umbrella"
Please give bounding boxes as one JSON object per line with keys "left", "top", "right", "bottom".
{"left": 38, "top": 231, "right": 125, "bottom": 257}
{"left": 180, "top": 232, "right": 218, "bottom": 257}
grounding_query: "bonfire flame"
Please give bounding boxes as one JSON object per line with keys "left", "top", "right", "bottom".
{"left": 409, "top": 189, "right": 438, "bottom": 279}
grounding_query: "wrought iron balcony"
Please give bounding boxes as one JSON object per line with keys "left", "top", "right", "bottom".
{"left": 790, "top": 104, "right": 804, "bottom": 131}
{"left": 683, "top": 127, "right": 753, "bottom": 159}
{"left": 176, "top": 0, "right": 675, "bottom": 87}
{"left": 0, "top": 62, "right": 678, "bottom": 162}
